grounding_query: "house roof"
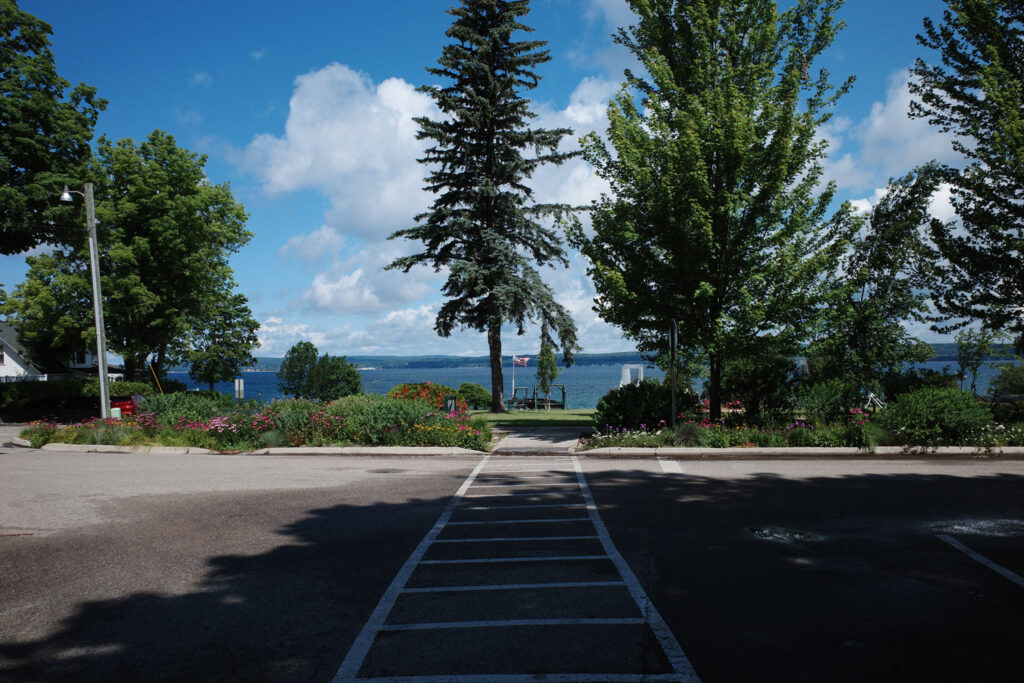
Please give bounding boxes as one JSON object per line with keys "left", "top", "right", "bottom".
{"left": 0, "top": 322, "right": 45, "bottom": 373}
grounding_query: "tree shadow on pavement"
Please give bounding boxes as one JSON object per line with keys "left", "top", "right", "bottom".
{"left": 583, "top": 467, "right": 1024, "bottom": 683}
{"left": 1, "top": 465, "right": 1022, "bottom": 682}
{"left": 0, "top": 486, "right": 454, "bottom": 682}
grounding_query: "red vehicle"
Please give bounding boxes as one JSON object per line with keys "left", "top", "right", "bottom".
{"left": 109, "top": 395, "right": 143, "bottom": 417}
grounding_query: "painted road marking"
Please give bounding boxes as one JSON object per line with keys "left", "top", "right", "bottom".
{"left": 470, "top": 482, "right": 580, "bottom": 487}
{"left": 459, "top": 503, "right": 585, "bottom": 510}
{"left": 446, "top": 517, "right": 591, "bottom": 525}
{"left": 431, "top": 535, "right": 598, "bottom": 543}
{"left": 936, "top": 534, "right": 1024, "bottom": 589}
{"left": 379, "top": 617, "right": 648, "bottom": 631}
{"left": 573, "top": 456, "right": 700, "bottom": 681}
{"left": 332, "top": 455, "right": 492, "bottom": 681}
{"left": 401, "top": 581, "right": 626, "bottom": 594}
{"left": 659, "top": 459, "right": 683, "bottom": 474}
{"left": 349, "top": 675, "right": 686, "bottom": 683}
{"left": 420, "top": 555, "right": 610, "bottom": 565}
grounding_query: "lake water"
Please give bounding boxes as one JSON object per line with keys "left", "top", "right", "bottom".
{"left": 165, "top": 360, "right": 1016, "bottom": 409}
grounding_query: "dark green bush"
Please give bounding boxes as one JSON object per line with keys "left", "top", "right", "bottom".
{"left": 881, "top": 367, "right": 957, "bottom": 399}
{"left": 0, "top": 378, "right": 159, "bottom": 410}
{"left": 594, "top": 379, "right": 699, "bottom": 431}
{"left": 797, "top": 379, "right": 860, "bottom": 423}
{"left": 989, "top": 363, "right": 1024, "bottom": 395}
{"left": 158, "top": 378, "right": 188, "bottom": 394}
{"left": 457, "top": 382, "right": 492, "bottom": 410}
{"left": 879, "top": 386, "right": 994, "bottom": 447}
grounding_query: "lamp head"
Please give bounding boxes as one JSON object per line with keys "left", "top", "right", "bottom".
{"left": 59, "top": 186, "right": 73, "bottom": 203}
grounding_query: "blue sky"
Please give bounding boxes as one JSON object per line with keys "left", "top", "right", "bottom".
{"left": 3, "top": 0, "right": 963, "bottom": 357}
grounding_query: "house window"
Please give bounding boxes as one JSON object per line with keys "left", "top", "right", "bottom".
{"left": 0, "top": 343, "right": 5, "bottom": 365}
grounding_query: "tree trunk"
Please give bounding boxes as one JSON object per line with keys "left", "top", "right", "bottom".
{"left": 488, "top": 320, "right": 506, "bottom": 413}
{"left": 708, "top": 353, "right": 722, "bottom": 421}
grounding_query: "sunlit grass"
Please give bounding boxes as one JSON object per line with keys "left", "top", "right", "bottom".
{"left": 471, "top": 409, "right": 595, "bottom": 427}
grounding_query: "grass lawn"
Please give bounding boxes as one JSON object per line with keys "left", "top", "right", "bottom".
{"left": 471, "top": 409, "right": 596, "bottom": 427}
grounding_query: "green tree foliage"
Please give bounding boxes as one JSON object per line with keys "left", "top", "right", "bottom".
{"left": 3, "top": 130, "right": 254, "bottom": 381}
{"left": 278, "top": 341, "right": 318, "bottom": 399}
{"left": 387, "top": 0, "right": 580, "bottom": 413}
{"left": 91, "top": 131, "right": 253, "bottom": 379}
{"left": 535, "top": 342, "right": 560, "bottom": 408}
{"left": 278, "top": 341, "right": 361, "bottom": 401}
{"left": 1, "top": 0, "right": 107, "bottom": 254}
{"left": 954, "top": 327, "right": 1003, "bottom": 394}
{"left": 909, "top": 0, "right": 1024, "bottom": 337}
{"left": 722, "top": 335, "right": 800, "bottom": 423}
{"left": 1, "top": 250, "right": 92, "bottom": 364}
{"left": 808, "top": 165, "right": 939, "bottom": 390}
{"left": 187, "top": 293, "right": 260, "bottom": 391}
{"left": 570, "top": 0, "right": 855, "bottom": 419}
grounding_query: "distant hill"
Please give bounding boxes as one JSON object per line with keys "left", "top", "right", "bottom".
{"left": 246, "top": 352, "right": 648, "bottom": 372}
{"left": 179, "top": 343, "right": 1016, "bottom": 373}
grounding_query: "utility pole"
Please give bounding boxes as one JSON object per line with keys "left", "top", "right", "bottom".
{"left": 62, "top": 183, "right": 110, "bottom": 419}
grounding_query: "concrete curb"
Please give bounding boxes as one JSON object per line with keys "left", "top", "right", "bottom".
{"left": 13, "top": 439, "right": 1024, "bottom": 459}
{"left": 26, "top": 442, "right": 487, "bottom": 456}
{"left": 583, "top": 445, "right": 1024, "bottom": 459}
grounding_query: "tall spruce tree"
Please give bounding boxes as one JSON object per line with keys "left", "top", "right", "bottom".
{"left": 388, "top": 0, "right": 579, "bottom": 413}
{"left": 570, "top": 0, "right": 855, "bottom": 419}
{"left": 909, "top": 0, "right": 1024, "bottom": 339}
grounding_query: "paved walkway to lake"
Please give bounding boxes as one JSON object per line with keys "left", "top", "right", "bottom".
{"left": 490, "top": 426, "right": 590, "bottom": 455}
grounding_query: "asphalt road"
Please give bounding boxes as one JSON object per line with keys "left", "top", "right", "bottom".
{"left": 1, "top": 448, "right": 1022, "bottom": 682}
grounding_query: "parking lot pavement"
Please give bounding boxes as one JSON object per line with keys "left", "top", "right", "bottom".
{"left": 583, "top": 458, "right": 1024, "bottom": 683}
{"left": 2, "top": 452, "right": 1022, "bottom": 682}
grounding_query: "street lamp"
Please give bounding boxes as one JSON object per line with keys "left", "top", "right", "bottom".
{"left": 60, "top": 183, "right": 111, "bottom": 419}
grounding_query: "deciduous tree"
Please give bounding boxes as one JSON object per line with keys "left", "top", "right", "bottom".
{"left": 387, "top": 0, "right": 579, "bottom": 413}
{"left": 808, "top": 165, "right": 940, "bottom": 391}
{"left": 1, "top": 0, "right": 106, "bottom": 254}
{"left": 571, "top": 0, "right": 855, "bottom": 419}
{"left": 187, "top": 293, "right": 260, "bottom": 391}
{"left": 910, "top": 0, "right": 1024, "bottom": 337}
{"left": 3, "top": 130, "right": 255, "bottom": 381}
{"left": 278, "top": 341, "right": 361, "bottom": 401}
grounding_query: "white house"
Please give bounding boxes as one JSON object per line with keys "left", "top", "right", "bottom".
{"left": 0, "top": 323, "right": 47, "bottom": 382}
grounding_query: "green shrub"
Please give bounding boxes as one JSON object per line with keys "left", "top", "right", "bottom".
{"left": 880, "top": 386, "right": 994, "bottom": 447}
{"left": 989, "top": 363, "right": 1024, "bottom": 395}
{"left": 83, "top": 378, "right": 155, "bottom": 397}
{"left": 797, "top": 379, "right": 860, "bottom": 423}
{"left": 881, "top": 367, "right": 958, "bottom": 399}
{"left": 594, "top": 379, "right": 698, "bottom": 431}
{"left": 139, "top": 391, "right": 237, "bottom": 428}
{"left": 457, "top": 382, "right": 492, "bottom": 410}
{"left": 158, "top": 378, "right": 188, "bottom": 394}
{"left": 786, "top": 422, "right": 817, "bottom": 446}
{"left": 274, "top": 399, "right": 319, "bottom": 445}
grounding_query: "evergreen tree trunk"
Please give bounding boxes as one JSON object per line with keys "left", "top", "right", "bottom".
{"left": 488, "top": 320, "right": 506, "bottom": 413}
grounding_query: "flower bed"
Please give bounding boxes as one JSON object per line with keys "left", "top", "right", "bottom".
{"left": 581, "top": 407, "right": 1024, "bottom": 452}
{"left": 20, "top": 393, "right": 492, "bottom": 452}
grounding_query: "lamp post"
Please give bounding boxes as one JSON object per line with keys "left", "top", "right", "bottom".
{"left": 60, "top": 183, "right": 110, "bottom": 419}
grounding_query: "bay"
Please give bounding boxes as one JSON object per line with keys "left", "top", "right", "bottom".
{"left": 166, "top": 359, "right": 1016, "bottom": 409}
{"left": 166, "top": 364, "right": 664, "bottom": 409}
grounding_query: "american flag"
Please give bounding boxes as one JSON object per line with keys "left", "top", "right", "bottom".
{"left": 513, "top": 355, "right": 529, "bottom": 367}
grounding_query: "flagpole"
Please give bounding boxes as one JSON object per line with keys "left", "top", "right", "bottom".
{"left": 511, "top": 355, "right": 515, "bottom": 399}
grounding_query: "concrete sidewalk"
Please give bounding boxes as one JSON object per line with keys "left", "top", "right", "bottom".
{"left": 490, "top": 426, "right": 591, "bottom": 454}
